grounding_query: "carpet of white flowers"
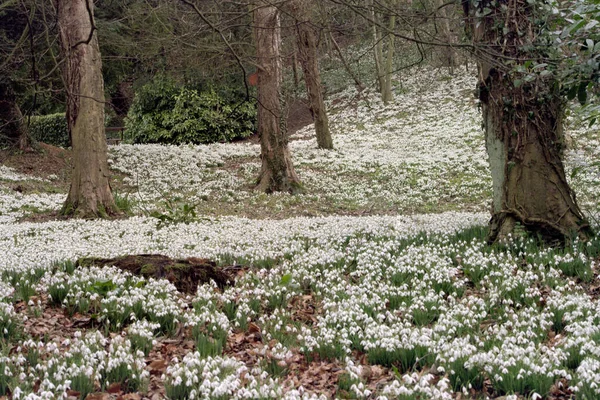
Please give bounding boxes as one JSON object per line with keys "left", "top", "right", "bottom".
{"left": 1, "top": 67, "right": 600, "bottom": 399}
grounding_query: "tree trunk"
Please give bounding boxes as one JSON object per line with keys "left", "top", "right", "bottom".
{"left": 290, "top": 0, "right": 333, "bottom": 150}
{"left": 381, "top": 10, "right": 396, "bottom": 104}
{"left": 254, "top": 2, "right": 301, "bottom": 193}
{"left": 0, "top": 79, "right": 31, "bottom": 151}
{"left": 466, "top": 1, "right": 592, "bottom": 244}
{"left": 56, "top": 0, "right": 118, "bottom": 218}
{"left": 436, "top": 0, "right": 457, "bottom": 73}
{"left": 292, "top": 51, "right": 300, "bottom": 90}
{"left": 371, "top": 0, "right": 384, "bottom": 93}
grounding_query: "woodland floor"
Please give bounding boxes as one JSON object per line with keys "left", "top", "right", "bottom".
{"left": 1, "top": 68, "right": 600, "bottom": 400}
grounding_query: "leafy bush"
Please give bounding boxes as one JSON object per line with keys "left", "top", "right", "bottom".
{"left": 28, "top": 113, "right": 69, "bottom": 147}
{"left": 125, "top": 77, "right": 256, "bottom": 145}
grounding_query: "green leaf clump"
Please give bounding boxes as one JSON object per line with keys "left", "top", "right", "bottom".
{"left": 125, "top": 76, "right": 256, "bottom": 145}
{"left": 28, "top": 113, "right": 69, "bottom": 148}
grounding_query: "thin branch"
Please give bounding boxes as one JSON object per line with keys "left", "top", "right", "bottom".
{"left": 179, "top": 0, "right": 250, "bottom": 101}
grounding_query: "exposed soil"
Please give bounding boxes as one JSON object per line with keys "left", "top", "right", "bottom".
{"left": 76, "top": 254, "right": 235, "bottom": 293}
{"left": 0, "top": 142, "right": 71, "bottom": 180}
{"left": 1, "top": 98, "right": 313, "bottom": 181}
{"left": 286, "top": 98, "right": 314, "bottom": 136}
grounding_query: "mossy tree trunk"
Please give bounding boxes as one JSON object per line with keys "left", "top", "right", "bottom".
{"left": 254, "top": 1, "right": 301, "bottom": 193}
{"left": 290, "top": 0, "right": 332, "bottom": 150}
{"left": 466, "top": 0, "right": 592, "bottom": 244}
{"left": 56, "top": 0, "right": 118, "bottom": 218}
{"left": 0, "top": 79, "right": 31, "bottom": 150}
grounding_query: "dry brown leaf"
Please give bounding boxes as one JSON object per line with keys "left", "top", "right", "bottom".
{"left": 118, "top": 394, "right": 141, "bottom": 400}
{"left": 85, "top": 393, "right": 111, "bottom": 400}
{"left": 107, "top": 382, "right": 122, "bottom": 394}
{"left": 361, "top": 365, "right": 372, "bottom": 380}
{"left": 248, "top": 322, "right": 261, "bottom": 333}
{"left": 371, "top": 365, "right": 386, "bottom": 378}
{"left": 233, "top": 332, "right": 245, "bottom": 344}
{"left": 66, "top": 390, "right": 81, "bottom": 398}
{"left": 148, "top": 359, "right": 169, "bottom": 375}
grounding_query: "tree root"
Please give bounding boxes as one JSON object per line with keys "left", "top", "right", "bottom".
{"left": 488, "top": 208, "right": 593, "bottom": 246}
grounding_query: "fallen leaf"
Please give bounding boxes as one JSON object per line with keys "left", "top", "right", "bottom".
{"left": 118, "top": 394, "right": 141, "bottom": 400}
{"left": 85, "top": 394, "right": 111, "bottom": 400}
{"left": 233, "top": 332, "right": 245, "bottom": 344}
{"left": 148, "top": 359, "right": 169, "bottom": 375}
{"left": 361, "top": 365, "right": 372, "bottom": 380}
{"left": 248, "top": 322, "right": 261, "bottom": 333}
{"left": 371, "top": 365, "right": 386, "bottom": 378}
{"left": 107, "top": 382, "right": 122, "bottom": 394}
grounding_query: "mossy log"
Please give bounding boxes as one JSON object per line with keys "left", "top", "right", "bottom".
{"left": 77, "top": 254, "right": 233, "bottom": 293}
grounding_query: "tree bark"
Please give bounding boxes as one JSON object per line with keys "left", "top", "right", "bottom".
{"left": 290, "top": 0, "right": 333, "bottom": 150}
{"left": 56, "top": 0, "right": 118, "bottom": 218}
{"left": 381, "top": 8, "right": 396, "bottom": 104}
{"left": 371, "top": 1, "right": 384, "bottom": 93}
{"left": 436, "top": 0, "right": 457, "bottom": 73}
{"left": 0, "top": 79, "right": 31, "bottom": 151}
{"left": 466, "top": 0, "right": 592, "bottom": 244}
{"left": 292, "top": 51, "right": 300, "bottom": 90}
{"left": 254, "top": 2, "right": 301, "bottom": 193}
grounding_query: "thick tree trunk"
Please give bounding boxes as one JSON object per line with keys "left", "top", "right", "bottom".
{"left": 57, "top": 0, "right": 118, "bottom": 218}
{"left": 290, "top": 0, "right": 332, "bottom": 150}
{"left": 480, "top": 67, "right": 591, "bottom": 243}
{"left": 467, "top": 1, "right": 592, "bottom": 244}
{"left": 0, "top": 79, "right": 31, "bottom": 151}
{"left": 254, "top": 2, "right": 301, "bottom": 193}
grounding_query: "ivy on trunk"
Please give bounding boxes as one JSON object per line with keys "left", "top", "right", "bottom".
{"left": 465, "top": 0, "right": 593, "bottom": 244}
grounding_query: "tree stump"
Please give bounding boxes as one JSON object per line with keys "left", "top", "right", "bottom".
{"left": 76, "top": 254, "right": 233, "bottom": 294}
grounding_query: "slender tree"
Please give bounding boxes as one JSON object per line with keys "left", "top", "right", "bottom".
{"left": 289, "top": 0, "right": 332, "bottom": 149}
{"left": 56, "top": 0, "right": 118, "bottom": 217}
{"left": 254, "top": 1, "right": 300, "bottom": 193}
{"left": 370, "top": 0, "right": 385, "bottom": 92}
{"left": 464, "top": 0, "right": 593, "bottom": 243}
{"left": 435, "top": 0, "right": 457, "bottom": 73}
{"left": 381, "top": 0, "right": 396, "bottom": 104}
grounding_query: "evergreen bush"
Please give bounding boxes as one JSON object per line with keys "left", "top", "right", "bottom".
{"left": 125, "top": 77, "right": 256, "bottom": 145}
{"left": 28, "top": 113, "right": 69, "bottom": 148}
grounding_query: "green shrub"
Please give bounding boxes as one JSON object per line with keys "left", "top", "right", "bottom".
{"left": 125, "top": 77, "right": 256, "bottom": 145}
{"left": 28, "top": 113, "right": 69, "bottom": 147}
